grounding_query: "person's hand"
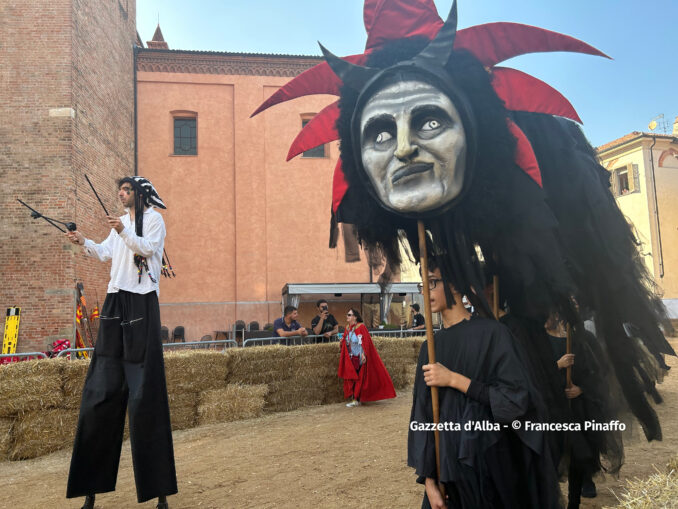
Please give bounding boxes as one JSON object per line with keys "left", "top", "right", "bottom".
{"left": 557, "top": 353, "right": 575, "bottom": 369}
{"left": 65, "top": 231, "right": 85, "bottom": 246}
{"left": 565, "top": 384, "right": 583, "bottom": 399}
{"left": 424, "top": 478, "right": 446, "bottom": 509}
{"left": 323, "top": 332, "right": 332, "bottom": 338}
{"left": 299, "top": 328, "right": 308, "bottom": 337}
{"left": 423, "top": 362, "right": 454, "bottom": 388}
{"left": 360, "top": 352, "right": 366, "bottom": 364}
{"left": 106, "top": 215, "right": 124, "bottom": 233}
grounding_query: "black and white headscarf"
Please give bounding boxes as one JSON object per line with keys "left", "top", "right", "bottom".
{"left": 119, "top": 176, "right": 167, "bottom": 282}
{"left": 129, "top": 176, "right": 166, "bottom": 210}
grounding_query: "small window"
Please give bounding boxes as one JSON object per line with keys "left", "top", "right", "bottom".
{"left": 611, "top": 163, "right": 638, "bottom": 197}
{"left": 617, "top": 169, "right": 630, "bottom": 195}
{"left": 301, "top": 118, "right": 327, "bottom": 158}
{"left": 174, "top": 118, "right": 197, "bottom": 155}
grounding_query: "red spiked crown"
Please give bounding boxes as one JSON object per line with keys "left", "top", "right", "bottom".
{"left": 251, "top": 0, "right": 609, "bottom": 214}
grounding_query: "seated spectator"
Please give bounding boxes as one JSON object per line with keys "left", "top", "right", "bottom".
{"left": 273, "top": 305, "right": 308, "bottom": 345}
{"left": 311, "top": 299, "right": 339, "bottom": 342}
{"left": 410, "top": 303, "right": 426, "bottom": 330}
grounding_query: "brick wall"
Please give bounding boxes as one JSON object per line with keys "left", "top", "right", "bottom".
{"left": 0, "top": 0, "right": 136, "bottom": 352}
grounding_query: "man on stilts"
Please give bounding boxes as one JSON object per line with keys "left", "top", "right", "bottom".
{"left": 65, "top": 176, "right": 177, "bottom": 509}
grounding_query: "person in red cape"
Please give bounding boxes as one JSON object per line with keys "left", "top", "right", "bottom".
{"left": 338, "top": 308, "right": 396, "bottom": 407}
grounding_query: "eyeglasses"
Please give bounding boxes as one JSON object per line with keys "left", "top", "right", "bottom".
{"left": 346, "top": 313, "right": 354, "bottom": 317}
{"left": 417, "top": 278, "right": 442, "bottom": 293}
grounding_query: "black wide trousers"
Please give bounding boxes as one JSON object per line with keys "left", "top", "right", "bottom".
{"left": 66, "top": 290, "right": 178, "bottom": 503}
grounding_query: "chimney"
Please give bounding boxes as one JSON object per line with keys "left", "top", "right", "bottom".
{"left": 147, "top": 24, "right": 169, "bottom": 50}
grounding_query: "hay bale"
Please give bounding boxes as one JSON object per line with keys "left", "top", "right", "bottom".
{"left": 197, "top": 384, "right": 268, "bottom": 426}
{"left": 389, "top": 364, "right": 417, "bottom": 390}
{"left": 164, "top": 351, "right": 231, "bottom": 393}
{"left": 227, "top": 345, "right": 297, "bottom": 384}
{"left": 58, "top": 359, "right": 90, "bottom": 409}
{"left": 609, "top": 468, "right": 678, "bottom": 508}
{"left": 263, "top": 381, "right": 328, "bottom": 412}
{"left": 323, "top": 378, "right": 346, "bottom": 404}
{"left": 167, "top": 391, "right": 198, "bottom": 431}
{"left": 373, "top": 337, "right": 418, "bottom": 361}
{"left": 9, "top": 408, "right": 78, "bottom": 460}
{"left": 0, "top": 418, "right": 13, "bottom": 460}
{"left": 0, "top": 360, "right": 64, "bottom": 417}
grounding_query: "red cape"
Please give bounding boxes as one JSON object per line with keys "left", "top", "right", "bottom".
{"left": 337, "top": 323, "right": 396, "bottom": 402}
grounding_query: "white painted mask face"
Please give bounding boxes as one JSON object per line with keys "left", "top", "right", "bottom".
{"left": 359, "top": 80, "right": 467, "bottom": 214}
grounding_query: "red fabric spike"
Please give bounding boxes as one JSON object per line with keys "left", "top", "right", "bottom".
{"left": 286, "top": 102, "right": 340, "bottom": 161}
{"left": 364, "top": 0, "right": 442, "bottom": 51}
{"left": 332, "top": 160, "right": 349, "bottom": 213}
{"left": 507, "top": 119, "right": 542, "bottom": 188}
{"left": 455, "top": 22, "right": 610, "bottom": 67}
{"left": 491, "top": 67, "right": 582, "bottom": 124}
{"left": 251, "top": 54, "right": 366, "bottom": 117}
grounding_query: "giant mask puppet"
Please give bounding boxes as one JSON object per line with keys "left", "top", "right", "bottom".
{"left": 253, "top": 0, "right": 674, "bottom": 445}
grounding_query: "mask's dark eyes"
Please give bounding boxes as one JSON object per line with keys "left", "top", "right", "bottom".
{"left": 375, "top": 132, "right": 393, "bottom": 144}
{"left": 420, "top": 119, "right": 441, "bottom": 132}
{"left": 363, "top": 115, "right": 396, "bottom": 150}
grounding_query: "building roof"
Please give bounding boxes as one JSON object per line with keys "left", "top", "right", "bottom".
{"left": 147, "top": 24, "right": 169, "bottom": 49}
{"left": 152, "top": 24, "right": 165, "bottom": 42}
{"left": 136, "top": 48, "right": 323, "bottom": 77}
{"left": 597, "top": 132, "right": 676, "bottom": 153}
{"left": 138, "top": 47, "right": 323, "bottom": 60}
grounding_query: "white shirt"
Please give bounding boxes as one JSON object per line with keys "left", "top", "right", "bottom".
{"left": 83, "top": 207, "right": 166, "bottom": 296}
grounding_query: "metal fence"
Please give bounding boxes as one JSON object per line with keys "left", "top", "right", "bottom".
{"left": 53, "top": 339, "right": 239, "bottom": 358}
{"left": 6, "top": 329, "right": 433, "bottom": 362}
{"left": 0, "top": 351, "right": 48, "bottom": 361}
{"left": 242, "top": 333, "right": 341, "bottom": 347}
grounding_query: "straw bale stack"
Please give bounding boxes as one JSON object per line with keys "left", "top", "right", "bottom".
{"left": 167, "top": 391, "right": 198, "bottom": 431}
{"left": 323, "top": 378, "right": 346, "bottom": 404}
{"left": 264, "top": 381, "right": 328, "bottom": 412}
{"left": 9, "top": 408, "right": 78, "bottom": 460}
{"left": 411, "top": 336, "right": 427, "bottom": 358}
{"left": 389, "top": 364, "right": 417, "bottom": 389}
{"left": 0, "top": 360, "right": 64, "bottom": 417}
{"left": 372, "top": 337, "right": 420, "bottom": 364}
{"left": 164, "top": 351, "right": 230, "bottom": 393}
{"left": 609, "top": 469, "right": 678, "bottom": 508}
{"left": 197, "top": 384, "right": 268, "bottom": 426}
{"left": 0, "top": 418, "right": 13, "bottom": 460}
{"left": 58, "top": 358, "right": 90, "bottom": 409}
{"left": 227, "top": 345, "right": 295, "bottom": 384}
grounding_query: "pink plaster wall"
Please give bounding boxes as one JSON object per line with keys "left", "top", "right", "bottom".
{"left": 138, "top": 67, "right": 370, "bottom": 340}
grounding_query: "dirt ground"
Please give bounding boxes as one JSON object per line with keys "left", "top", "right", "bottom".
{"left": 2, "top": 342, "right": 678, "bottom": 509}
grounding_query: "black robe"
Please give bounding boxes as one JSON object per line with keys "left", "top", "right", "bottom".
{"left": 408, "top": 317, "right": 561, "bottom": 508}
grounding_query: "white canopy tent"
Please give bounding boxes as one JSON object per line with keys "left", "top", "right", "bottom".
{"left": 281, "top": 282, "right": 422, "bottom": 325}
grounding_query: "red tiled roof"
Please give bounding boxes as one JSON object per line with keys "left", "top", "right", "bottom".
{"left": 597, "top": 132, "right": 676, "bottom": 152}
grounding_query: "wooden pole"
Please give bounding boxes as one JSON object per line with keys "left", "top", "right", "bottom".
{"left": 566, "top": 323, "right": 573, "bottom": 388}
{"left": 417, "top": 220, "right": 445, "bottom": 498}
{"left": 492, "top": 275, "right": 499, "bottom": 319}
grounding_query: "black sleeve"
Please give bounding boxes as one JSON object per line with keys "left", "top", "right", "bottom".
{"left": 466, "top": 380, "right": 491, "bottom": 405}
{"left": 328, "top": 315, "right": 338, "bottom": 327}
{"left": 310, "top": 316, "right": 319, "bottom": 327}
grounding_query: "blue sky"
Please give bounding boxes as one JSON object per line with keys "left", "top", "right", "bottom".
{"left": 137, "top": 0, "right": 677, "bottom": 147}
